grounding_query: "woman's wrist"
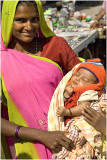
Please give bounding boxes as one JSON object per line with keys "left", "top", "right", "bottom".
{"left": 99, "top": 117, "right": 106, "bottom": 136}
{"left": 16, "top": 125, "right": 50, "bottom": 146}
{"left": 94, "top": 19, "right": 98, "bottom": 24}
{"left": 18, "top": 126, "right": 46, "bottom": 142}
{"left": 15, "top": 126, "right": 23, "bottom": 139}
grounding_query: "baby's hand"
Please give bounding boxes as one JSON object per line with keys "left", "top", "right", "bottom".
{"left": 56, "top": 107, "right": 67, "bottom": 117}
{"left": 64, "top": 84, "right": 73, "bottom": 101}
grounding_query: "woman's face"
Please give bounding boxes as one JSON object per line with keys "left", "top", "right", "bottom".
{"left": 12, "top": 3, "right": 40, "bottom": 42}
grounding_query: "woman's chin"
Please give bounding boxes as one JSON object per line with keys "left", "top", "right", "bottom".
{"left": 20, "top": 36, "right": 35, "bottom": 43}
{"left": 23, "top": 38, "right": 34, "bottom": 43}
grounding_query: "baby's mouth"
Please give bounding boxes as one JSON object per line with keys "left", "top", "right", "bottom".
{"left": 72, "top": 81, "right": 78, "bottom": 87}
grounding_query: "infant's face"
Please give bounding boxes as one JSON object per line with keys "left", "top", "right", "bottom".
{"left": 70, "top": 68, "right": 97, "bottom": 88}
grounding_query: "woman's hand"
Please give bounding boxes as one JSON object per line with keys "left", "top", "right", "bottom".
{"left": 79, "top": 137, "right": 87, "bottom": 148}
{"left": 82, "top": 106, "right": 106, "bottom": 136}
{"left": 41, "top": 130, "right": 74, "bottom": 153}
{"left": 1, "top": 118, "right": 74, "bottom": 153}
{"left": 100, "top": 20, "right": 106, "bottom": 27}
{"left": 90, "top": 21, "right": 98, "bottom": 29}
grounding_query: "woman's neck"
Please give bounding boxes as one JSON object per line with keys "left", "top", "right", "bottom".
{"left": 8, "top": 37, "right": 42, "bottom": 55}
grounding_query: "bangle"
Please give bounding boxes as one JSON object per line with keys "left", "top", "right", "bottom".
{"left": 94, "top": 19, "right": 98, "bottom": 23}
{"left": 69, "top": 108, "right": 72, "bottom": 117}
{"left": 64, "top": 95, "right": 69, "bottom": 100}
{"left": 15, "top": 126, "right": 22, "bottom": 139}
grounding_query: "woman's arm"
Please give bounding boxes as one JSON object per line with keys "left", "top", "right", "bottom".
{"left": 1, "top": 118, "right": 74, "bottom": 153}
{"left": 90, "top": 8, "right": 106, "bottom": 28}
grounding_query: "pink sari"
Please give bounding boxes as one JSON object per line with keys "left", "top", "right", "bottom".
{"left": 1, "top": 35, "right": 63, "bottom": 159}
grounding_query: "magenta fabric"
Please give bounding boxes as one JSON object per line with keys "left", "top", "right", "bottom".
{"left": 1, "top": 32, "right": 63, "bottom": 158}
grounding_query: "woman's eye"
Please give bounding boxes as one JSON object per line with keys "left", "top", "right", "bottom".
{"left": 31, "top": 17, "right": 39, "bottom": 22}
{"left": 14, "top": 18, "right": 26, "bottom": 23}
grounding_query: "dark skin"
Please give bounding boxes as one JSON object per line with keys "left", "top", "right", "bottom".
{"left": 1, "top": 118, "right": 74, "bottom": 153}
{"left": 82, "top": 106, "right": 106, "bottom": 136}
{"left": 9, "top": 2, "right": 42, "bottom": 56}
{"left": 1, "top": 2, "right": 75, "bottom": 153}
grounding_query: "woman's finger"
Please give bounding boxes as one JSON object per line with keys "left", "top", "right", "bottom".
{"left": 79, "top": 137, "right": 87, "bottom": 148}
{"left": 59, "top": 139, "right": 74, "bottom": 151}
{"left": 82, "top": 110, "right": 94, "bottom": 122}
{"left": 61, "top": 133, "right": 74, "bottom": 150}
{"left": 99, "top": 105, "right": 106, "bottom": 117}
{"left": 84, "top": 106, "right": 98, "bottom": 117}
{"left": 83, "top": 116, "right": 94, "bottom": 126}
{"left": 52, "top": 143, "right": 62, "bottom": 153}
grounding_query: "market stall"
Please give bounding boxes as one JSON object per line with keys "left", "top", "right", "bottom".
{"left": 44, "top": 0, "right": 106, "bottom": 60}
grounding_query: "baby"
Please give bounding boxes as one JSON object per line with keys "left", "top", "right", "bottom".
{"left": 48, "top": 58, "right": 106, "bottom": 159}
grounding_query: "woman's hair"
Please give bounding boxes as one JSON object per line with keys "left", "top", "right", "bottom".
{"left": 1, "top": 1, "right": 3, "bottom": 12}
{"left": 16, "top": 1, "right": 38, "bottom": 16}
{"left": 17, "top": 1, "right": 37, "bottom": 9}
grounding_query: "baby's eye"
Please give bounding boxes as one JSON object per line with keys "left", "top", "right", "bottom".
{"left": 82, "top": 77, "right": 89, "bottom": 82}
{"left": 75, "top": 72, "right": 80, "bottom": 76}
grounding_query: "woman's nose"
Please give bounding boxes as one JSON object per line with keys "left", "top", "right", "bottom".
{"left": 25, "top": 21, "right": 33, "bottom": 31}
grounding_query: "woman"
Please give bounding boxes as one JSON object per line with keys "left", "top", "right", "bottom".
{"left": 90, "top": 0, "right": 106, "bottom": 29}
{"left": 1, "top": 0, "right": 80, "bottom": 159}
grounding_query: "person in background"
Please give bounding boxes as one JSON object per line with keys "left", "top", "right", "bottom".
{"left": 1, "top": 0, "right": 80, "bottom": 159}
{"left": 90, "top": 0, "right": 106, "bottom": 28}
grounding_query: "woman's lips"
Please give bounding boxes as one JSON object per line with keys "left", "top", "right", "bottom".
{"left": 22, "top": 32, "right": 33, "bottom": 36}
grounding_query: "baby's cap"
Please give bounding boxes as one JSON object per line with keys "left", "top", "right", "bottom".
{"left": 74, "top": 58, "right": 106, "bottom": 87}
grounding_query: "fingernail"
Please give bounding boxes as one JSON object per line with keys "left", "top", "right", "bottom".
{"left": 83, "top": 117, "right": 85, "bottom": 120}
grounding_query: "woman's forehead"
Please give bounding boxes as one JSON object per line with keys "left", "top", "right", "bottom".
{"left": 15, "top": 2, "right": 39, "bottom": 17}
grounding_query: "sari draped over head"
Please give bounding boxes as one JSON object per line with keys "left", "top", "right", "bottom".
{"left": 2, "top": 0, "right": 55, "bottom": 48}
{"left": 1, "top": 0, "right": 63, "bottom": 159}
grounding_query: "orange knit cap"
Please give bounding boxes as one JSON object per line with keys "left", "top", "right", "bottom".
{"left": 73, "top": 58, "right": 106, "bottom": 93}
